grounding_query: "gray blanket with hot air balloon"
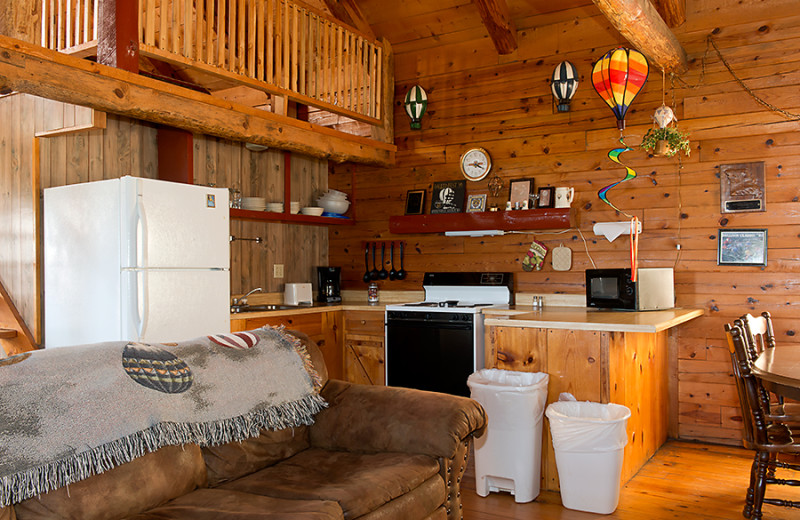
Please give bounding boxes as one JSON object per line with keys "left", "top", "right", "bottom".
{"left": 0, "top": 326, "right": 326, "bottom": 507}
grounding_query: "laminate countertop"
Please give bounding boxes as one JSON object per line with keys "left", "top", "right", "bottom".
{"left": 230, "top": 299, "right": 390, "bottom": 320}
{"left": 483, "top": 306, "right": 704, "bottom": 333}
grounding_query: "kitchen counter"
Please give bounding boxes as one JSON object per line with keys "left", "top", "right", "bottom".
{"left": 484, "top": 306, "right": 704, "bottom": 333}
{"left": 229, "top": 299, "right": 390, "bottom": 320}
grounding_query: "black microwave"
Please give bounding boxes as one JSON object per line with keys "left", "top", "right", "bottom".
{"left": 585, "top": 268, "right": 674, "bottom": 311}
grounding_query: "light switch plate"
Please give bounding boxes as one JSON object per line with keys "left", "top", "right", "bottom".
{"left": 274, "top": 264, "right": 284, "bottom": 278}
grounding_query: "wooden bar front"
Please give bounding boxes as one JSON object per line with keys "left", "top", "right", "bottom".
{"left": 484, "top": 308, "right": 702, "bottom": 492}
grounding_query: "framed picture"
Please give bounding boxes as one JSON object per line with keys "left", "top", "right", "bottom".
{"left": 405, "top": 189, "right": 426, "bottom": 215}
{"left": 509, "top": 179, "right": 534, "bottom": 210}
{"left": 466, "top": 194, "right": 487, "bottom": 213}
{"left": 717, "top": 229, "right": 768, "bottom": 266}
{"left": 537, "top": 187, "right": 555, "bottom": 208}
{"left": 430, "top": 180, "right": 466, "bottom": 214}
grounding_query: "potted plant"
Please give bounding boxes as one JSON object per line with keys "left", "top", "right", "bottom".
{"left": 640, "top": 126, "right": 691, "bottom": 157}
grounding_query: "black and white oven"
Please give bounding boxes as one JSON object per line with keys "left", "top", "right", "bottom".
{"left": 384, "top": 272, "right": 513, "bottom": 396}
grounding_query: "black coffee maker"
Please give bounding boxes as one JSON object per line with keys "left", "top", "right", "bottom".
{"left": 317, "top": 266, "right": 342, "bottom": 303}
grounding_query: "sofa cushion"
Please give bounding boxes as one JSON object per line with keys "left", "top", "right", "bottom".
{"left": 355, "top": 475, "right": 445, "bottom": 520}
{"left": 219, "top": 448, "right": 441, "bottom": 519}
{"left": 14, "top": 445, "right": 207, "bottom": 520}
{"left": 201, "top": 426, "right": 310, "bottom": 486}
{"left": 128, "top": 488, "right": 344, "bottom": 520}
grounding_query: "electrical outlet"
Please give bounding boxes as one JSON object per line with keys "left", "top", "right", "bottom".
{"left": 273, "top": 264, "right": 284, "bottom": 278}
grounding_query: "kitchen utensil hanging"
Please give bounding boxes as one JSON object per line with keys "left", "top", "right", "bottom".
{"left": 361, "top": 241, "right": 406, "bottom": 281}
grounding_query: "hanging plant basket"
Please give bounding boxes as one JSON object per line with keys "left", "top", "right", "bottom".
{"left": 640, "top": 126, "right": 691, "bottom": 157}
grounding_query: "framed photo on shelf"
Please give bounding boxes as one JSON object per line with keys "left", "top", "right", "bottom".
{"left": 509, "top": 179, "right": 534, "bottom": 210}
{"left": 405, "top": 189, "right": 426, "bottom": 215}
{"left": 431, "top": 180, "right": 466, "bottom": 214}
{"left": 466, "top": 194, "right": 487, "bottom": 213}
{"left": 537, "top": 187, "right": 555, "bottom": 208}
{"left": 718, "top": 228, "right": 768, "bottom": 266}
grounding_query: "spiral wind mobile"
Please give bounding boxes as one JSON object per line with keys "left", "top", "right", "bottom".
{"left": 591, "top": 48, "right": 649, "bottom": 214}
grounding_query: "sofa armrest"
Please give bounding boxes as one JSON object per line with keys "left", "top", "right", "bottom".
{"left": 309, "top": 379, "right": 486, "bottom": 458}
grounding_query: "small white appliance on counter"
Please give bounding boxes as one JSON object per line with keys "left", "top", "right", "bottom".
{"left": 44, "top": 176, "right": 231, "bottom": 348}
{"left": 284, "top": 283, "right": 313, "bottom": 306}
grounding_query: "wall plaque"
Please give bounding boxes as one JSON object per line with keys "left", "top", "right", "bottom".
{"left": 720, "top": 162, "right": 765, "bottom": 213}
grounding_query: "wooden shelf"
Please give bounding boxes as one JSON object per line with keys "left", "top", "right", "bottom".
{"left": 389, "top": 208, "right": 570, "bottom": 234}
{"left": 231, "top": 208, "right": 355, "bottom": 226}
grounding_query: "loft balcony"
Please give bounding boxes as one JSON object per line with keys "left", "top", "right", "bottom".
{"left": 24, "top": 0, "right": 396, "bottom": 165}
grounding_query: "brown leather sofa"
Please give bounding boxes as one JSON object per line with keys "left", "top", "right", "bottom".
{"left": 1, "top": 332, "right": 486, "bottom": 520}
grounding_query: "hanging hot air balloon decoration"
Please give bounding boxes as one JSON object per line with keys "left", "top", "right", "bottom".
{"left": 591, "top": 47, "right": 649, "bottom": 218}
{"left": 551, "top": 61, "right": 579, "bottom": 112}
{"left": 404, "top": 86, "right": 428, "bottom": 130}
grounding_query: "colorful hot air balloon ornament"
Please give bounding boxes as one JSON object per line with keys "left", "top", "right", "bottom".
{"left": 591, "top": 47, "right": 650, "bottom": 217}
{"left": 551, "top": 61, "right": 579, "bottom": 112}
{"left": 404, "top": 86, "right": 428, "bottom": 130}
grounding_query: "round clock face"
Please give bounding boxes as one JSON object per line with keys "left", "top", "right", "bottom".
{"left": 460, "top": 148, "right": 492, "bottom": 181}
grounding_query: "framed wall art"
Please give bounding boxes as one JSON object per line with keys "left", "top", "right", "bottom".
{"left": 717, "top": 228, "right": 768, "bottom": 266}
{"left": 720, "top": 161, "right": 765, "bottom": 213}
{"left": 537, "top": 187, "right": 555, "bottom": 208}
{"left": 405, "top": 189, "right": 426, "bottom": 215}
{"left": 466, "top": 194, "right": 487, "bottom": 213}
{"left": 509, "top": 179, "right": 534, "bottom": 210}
{"left": 430, "top": 180, "right": 466, "bottom": 214}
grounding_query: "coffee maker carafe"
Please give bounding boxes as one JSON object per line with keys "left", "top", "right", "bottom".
{"left": 317, "top": 267, "right": 342, "bottom": 303}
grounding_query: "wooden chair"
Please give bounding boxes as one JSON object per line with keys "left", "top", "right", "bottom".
{"left": 725, "top": 322, "right": 800, "bottom": 519}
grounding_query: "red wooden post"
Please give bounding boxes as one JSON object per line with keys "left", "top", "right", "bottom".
{"left": 97, "top": 0, "right": 139, "bottom": 72}
{"left": 157, "top": 127, "right": 194, "bottom": 185}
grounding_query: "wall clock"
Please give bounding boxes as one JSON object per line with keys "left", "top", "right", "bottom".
{"left": 460, "top": 148, "right": 492, "bottom": 181}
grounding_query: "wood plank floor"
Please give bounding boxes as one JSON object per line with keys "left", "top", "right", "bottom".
{"left": 461, "top": 440, "right": 800, "bottom": 519}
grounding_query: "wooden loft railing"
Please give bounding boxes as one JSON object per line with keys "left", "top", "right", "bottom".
{"left": 40, "top": 0, "right": 389, "bottom": 135}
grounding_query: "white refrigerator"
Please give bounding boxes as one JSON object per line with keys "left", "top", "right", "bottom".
{"left": 44, "top": 176, "right": 231, "bottom": 348}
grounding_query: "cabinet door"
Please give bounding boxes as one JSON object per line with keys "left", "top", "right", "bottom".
{"left": 344, "top": 337, "right": 385, "bottom": 386}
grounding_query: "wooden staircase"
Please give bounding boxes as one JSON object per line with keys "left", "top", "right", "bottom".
{"left": 0, "top": 281, "right": 36, "bottom": 357}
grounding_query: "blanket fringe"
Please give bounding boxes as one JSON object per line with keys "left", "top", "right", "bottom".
{"left": 0, "top": 393, "right": 326, "bottom": 507}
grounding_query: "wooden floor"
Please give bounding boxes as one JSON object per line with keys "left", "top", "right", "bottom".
{"left": 462, "top": 440, "right": 800, "bottom": 519}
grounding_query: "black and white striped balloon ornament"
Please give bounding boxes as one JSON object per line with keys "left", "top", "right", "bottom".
{"left": 551, "top": 61, "right": 579, "bottom": 112}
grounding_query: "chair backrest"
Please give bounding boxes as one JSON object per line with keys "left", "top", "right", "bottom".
{"left": 735, "top": 312, "right": 776, "bottom": 361}
{"left": 726, "top": 323, "right": 757, "bottom": 446}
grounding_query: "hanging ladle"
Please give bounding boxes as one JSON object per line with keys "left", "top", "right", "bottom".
{"left": 396, "top": 241, "right": 407, "bottom": 280}
{"left": 389, "top": 242, "right": 398, "bottom": 280}
{"left": 362, "top": 243, "right": 371, "bottom": 283}
{"left": 370, "top": 242, "right": 380, "bottom": 280}
{"left": 378, "top": 242, "right": 389, "bottom": 279}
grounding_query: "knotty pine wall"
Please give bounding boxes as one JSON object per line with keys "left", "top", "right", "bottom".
{"left": 0, "top": 93, "right": 327, "bottom": 343}
{"left": 329, "top": 0, "right": 800, "bottom": 445}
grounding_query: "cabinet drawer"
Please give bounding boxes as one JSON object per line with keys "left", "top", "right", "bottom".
{"left": 344, "top": 310, "right": 384, "bottom": 336}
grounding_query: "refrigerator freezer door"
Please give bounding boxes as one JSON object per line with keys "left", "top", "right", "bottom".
{"left": 44, "top": 179, "right": 123, "bottom": 348}
{"left": 121, "top": 177, "right": 229, "bottom": 270}
{"left": 122, "top": 268, "right": 231, "bottom": 343}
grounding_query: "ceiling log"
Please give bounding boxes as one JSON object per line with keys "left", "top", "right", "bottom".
{"left": 0, "top": 35, "right": 395, "bottom": 166}
{"left": 321, "top": 0, "right": 376, "bottom": 40}
{"left": 473, "top": 0, "right": 518, "bottom": 55}
{"left": 651, "top": 0, "right": 686, "bottom": 28}
{"left": 592, "top": 0, "right": 688, "bottom": 74}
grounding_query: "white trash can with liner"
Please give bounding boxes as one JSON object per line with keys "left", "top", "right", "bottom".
{"left": 545, "top": 400, "right": 631, "bottom": 515}
{"left": 467, "top": 369, "right": 549, "bottom": 503}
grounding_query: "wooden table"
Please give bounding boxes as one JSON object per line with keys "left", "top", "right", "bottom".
{"left": 753, "top": 347, "right": 800, "bottom": 401}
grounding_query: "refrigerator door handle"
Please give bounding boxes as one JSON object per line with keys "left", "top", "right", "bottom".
{"left": 124, "top": 270, "right": 142, "bottom": 340}
{"left": 127, "top": 194, "right": 149, "bottom": 268}
{"left": 138, "top": 270, "right": 149, "bottom": 339}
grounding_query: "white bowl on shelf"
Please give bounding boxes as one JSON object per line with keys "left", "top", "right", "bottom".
{"left": 300, "top": 206, "right": 324, "bottom": 216}
{"left": 265, "top": 202, "right": 284, "bottom": 213}
{"left": 317, "top": 198, "right": 350, "bottom": 215}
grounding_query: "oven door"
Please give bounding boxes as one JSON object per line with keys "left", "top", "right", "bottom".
{"left": 385, "top": 311, "right": 476, "bottom": 397}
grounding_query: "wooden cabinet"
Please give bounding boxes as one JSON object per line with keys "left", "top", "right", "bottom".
{"left": 342, "top": 309, "right": 385, "bottom": 386}
{"left": 486, "top": 325, "right": 670, "bottom": 493}
{"left": 231, "top": 310, "right": 343, "bottom": 380}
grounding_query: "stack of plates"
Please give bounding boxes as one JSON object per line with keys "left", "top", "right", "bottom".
{"left": 242, "top": 197, "right": 266, "bottom": 211}
{"left": 265, "top": 202, "right": 284, "bottom": 213}
{"left": 290, "top": 202, "right": 300, "bottom": 214}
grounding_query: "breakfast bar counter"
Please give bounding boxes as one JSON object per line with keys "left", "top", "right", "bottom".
{"left": 483, "top": 305, "right": 703, "bottom": 493}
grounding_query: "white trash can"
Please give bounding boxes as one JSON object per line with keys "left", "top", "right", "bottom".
{"left": 545, "top": 400, "right": 631, "bottom": 515}
{"left": 467, "top": 369, "right": 549, "bottom": 503}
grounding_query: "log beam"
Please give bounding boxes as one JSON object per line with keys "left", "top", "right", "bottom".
{"left": 592, "top": 0, "right": 688, "bottom": 74}
{"left": 321, "top": 0, "right": 376, "bottom": 40}
{"left": 652, "top": 0, "right": 686, "bottom": 28}
{"left": 473, "top": 0, "right": 518, "bottom": 55}
{"left": 0, "top": 35, "right": 395, "bottom": 166}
